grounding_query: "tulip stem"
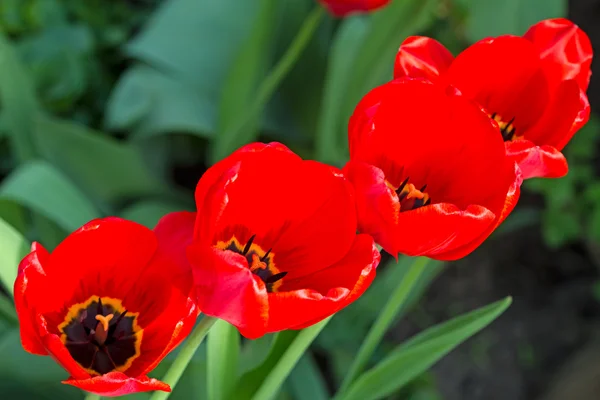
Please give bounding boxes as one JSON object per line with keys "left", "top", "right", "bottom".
{"left": 251, "top": 317, "right": 332, "bottom": 400}
{"left": 83, "top": 393, "right": 101, "bottom": 400}
{"left": 149, "top": 315, "right": 218, "bottom": 400}
{"left": 338, "top": 256, "right": 430, "bottom": 393}
{"left": 220, "top": 5, "right": 325, "bottom": 148}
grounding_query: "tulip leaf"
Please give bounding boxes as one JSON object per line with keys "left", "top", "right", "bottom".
{"left": 0, "top": 329, "right": 81, "bottom": 399}
{"left": 120, "top": 199, "right": 191, "bottom": 229}
{"left": 0, "top": 30, "right": 39, "bottom": 163}
{"left": 336, "top": 297, "right": 512, "bottom": 400}
{"left": 315, "top": 16, "right": 369, "bottom": 164}
{"left": 207, "top": 319, "right": 241, "bottom": 400}
{"left": 288, "top": 354, "right": 329, "bottom": 400}
{"left": 107, "top": 0, "right": 264, "bottom": 138}
{"left": 106, "top": 65, "right": 215, "bottom": 140}
{"left": 230, "top": 330, "right": 300, "bottom": 400}
{"left": 466, "top": 0, "right": 566, "bottom": 41}
{"left": 210, "top": 0, "right": 279, "bottom": 164}
{"left": 33, "top": 116, "right": 170, "bottom": 205}
{"left": 0, "top": 160, "right": 101, "bottom": 233}
{"left": 0, "top": 217, "right": 30, "bottom": 296}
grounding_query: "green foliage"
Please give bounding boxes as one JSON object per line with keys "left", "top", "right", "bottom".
{"left": 527, "top": 116, "right": 600, "bottom": 249}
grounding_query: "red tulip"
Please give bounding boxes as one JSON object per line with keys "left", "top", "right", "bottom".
{"left": 159, "top": 142, "right": 380, "bottom": 339}
{"left": 15, "top": 218, "right": 198, "bottom": 397}
{"left": 318, "top": 0, "right": 390, "bottom": 17}
{"left": 343, "top": 78, "right": 522, "bottom": 260}
{"left": 394, "top": 18, "right": 592, "bottom": 179}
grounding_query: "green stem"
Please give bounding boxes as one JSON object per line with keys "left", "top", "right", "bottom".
{"left": 83, "top": 393, "right": 101, "bottom": 400}
{"left": 0, "top": 295, "right": 18, "bottom": 325}
{"left": 338, "top": 257, "right": 429, "bottom": 393}
{"left": 149, "top": 315, "right": 218, "bottom": 400}
{"left": 229, "top": 6, "right": 325, "bottom": 137}
{"left": 251, "top": 317, "right": 331, "bottom": 400}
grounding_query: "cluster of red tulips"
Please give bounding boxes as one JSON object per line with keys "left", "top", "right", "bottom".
{"left": 13, "top": 0, "right": 592, "bottom": 396}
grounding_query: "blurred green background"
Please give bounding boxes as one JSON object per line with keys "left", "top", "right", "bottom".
{"left": 0, "top": 0, "right": 598, "bottom": 399}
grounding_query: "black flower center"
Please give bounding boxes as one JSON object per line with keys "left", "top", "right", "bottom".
{"left": 58, "top": 297, "right": 142, "bottom": 375}
{"left": 388, "top": 177, "right": 431, "bottom": 212}
{"left": 490, "top": 112, "right": 517, "bottom": 141}
{"left": 217, "top": 235, "right": 287, "bottom": 292}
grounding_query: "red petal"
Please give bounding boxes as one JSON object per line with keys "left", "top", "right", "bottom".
{"left": 63, "top": 372, "right": 170, "bottom": 397}
{"left": 434, "top": 163, "right": 522, "bottom": 260}
{"left": 267, "top": 235, "right": 379, "bottom": 333}
{"left": 524, "top": 18, "right": 593, "bottom": 91}
{"left": 195, "top": 143, "right": 298, "bottom": 229}
{"left": 197, "top": 146, "right": 357, "bottom": 280}
{"left": 39, "top": 316, "right": 90, "bottom": 380}
{"left": 524, "top": 80, "right": 590, "bottom": 150}
{"left": 154, "top": 211, "right": 197, "bottom": 274}
{"left": 187, "top": 245, "right": 269, "bottom": 339}
{"left": 129, "top": 296, "right": 198, "bottom": 377}
{"left": 38, "top": 218, "right": 159, "bottom": 323}
{"left": 14, "top": 242, "right": 49, "bottom": 355}
{"left": 394, "top": 36, "right": 454, "bottom": 81}
{"left": 348, "top": 79, "right": 513, "bottom": 213}
{"left": 318, "top": 0, "right": 390, "bottom": 16}
{"left": 393, "top": 203, "right": 496, "bottom": 259}
{"left": 505, "top": 139, "right": 568, "bottom": 179}
{"left": 119, "top": 211, "right": 200, "bottom": 376}
{"left": 443, "top": 36, "right": 549, "bottom": 132}
{"left": 342, "top": 161, "right": 400, "bottom": 255}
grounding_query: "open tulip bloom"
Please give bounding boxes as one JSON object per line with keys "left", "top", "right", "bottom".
{"left": 394, "top": 18, "right": 592, "bottom": 179}
{"left": 343, "top": 78, "right": 522, "bottom": 260}
{"left": 159, "top": 143, "right": 380, "bottom": 339}
{"left": 14, "top": 218, "right": 198, "bottom": 396}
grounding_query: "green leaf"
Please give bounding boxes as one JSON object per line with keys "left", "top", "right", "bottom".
{"left": 232, "top": 330, "right": 300, "bottom": 400}
{"left": 211, "top": 0, "right": 279, "bottom": 163}
{"left": 0, "top": 217, "right": 29, "bottom": 296}
{"left": 288, "top": 354, "right": 329, "bottom": 400}
{"left": 106, "top": 65, "right": 214, "bottom": 140}
{"left": 120, "top": 200, "right": 191, "bottom": 229}
{"left": 466, "top": 0, "right": 567, "bottom": 41}
{"left": 0, "top": 30, "right": 39, "bottom": 162}
{"left": 34, "top": 116, "right": 170, "bottom": 205}
{"left": 336, "top": 297, "right": 512, "bottom": 400}
{"left": 207, "top": 320, "right": 241, "bottom": 400}
{"left": 0, "top": 329, "right": 81, "bottom": 399}
{"left": 16, "top": 23, "right": 94, "bottom": 109}
{"left": 315, "top": 16, "right": 369, "bottom": 164}
{"left": 107, "top": 0, "right": 263, "bottom": 138}
{"left": 0, "top": 160, "right": 100, "bottom": 233}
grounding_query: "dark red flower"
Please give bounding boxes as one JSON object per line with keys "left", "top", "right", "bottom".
{"left": 14, "top": 218, "right": 198, "bottom": 397}
{"left": 159, "top": 142, "right": 380, "bottom": 339}
{"left": 318, "top": 0, "right": 390, "bottom": 17}
{"left": 394, "top": 18, "right": 592, "bottom": 179}
{"left": 343, "top": 78, "right": 521, "bottom": 260}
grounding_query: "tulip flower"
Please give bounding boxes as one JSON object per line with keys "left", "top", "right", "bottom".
{"left": 15, "top": 218, "right": 198, "bottom": 397}
{"left": 394, "top": 18, "right": 593, "bottom": 179}
{"left": 343, "top": 78, "right": 522, "bottom": 260}
{"left": 159, "top": 142, "right": 380, "bottom": 339}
